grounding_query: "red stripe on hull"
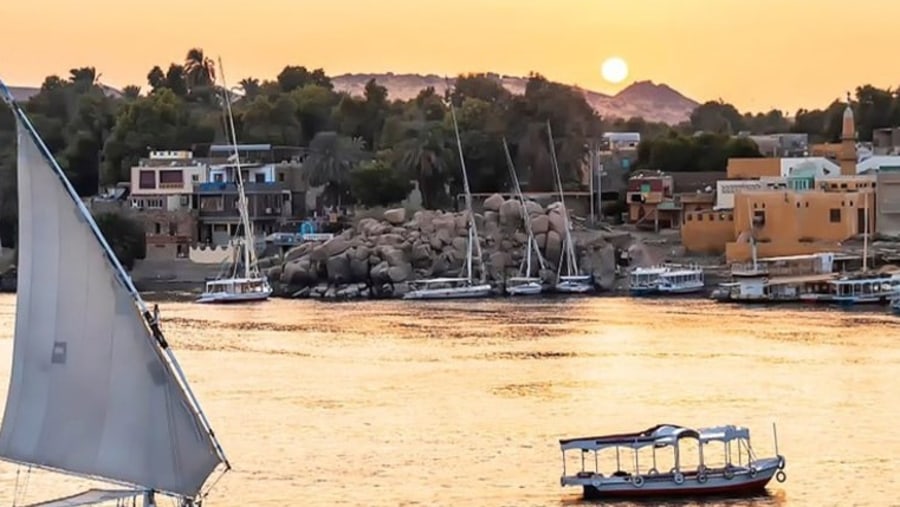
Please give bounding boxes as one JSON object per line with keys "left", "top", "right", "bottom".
{"left": 583, "top": 476, "right": 772, "bottom": 499}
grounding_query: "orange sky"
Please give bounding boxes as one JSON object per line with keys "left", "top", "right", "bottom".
{"left": 3, "top": 0, "right": 898, "bottom": 114}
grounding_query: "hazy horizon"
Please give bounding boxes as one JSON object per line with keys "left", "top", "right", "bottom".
{"left": 3, "top": 0, "right": 896, "bottom": 114}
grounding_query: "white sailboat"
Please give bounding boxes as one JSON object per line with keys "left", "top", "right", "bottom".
{"left": 546, "top": 122, "right": 593, "bottom": 294}
{"left": 501, "top": 137, "right": 546, "bottom": 296}
{"left": 197, "top": 58, "right": 272, "bottom": 304}
{"left": 0, "top": 81, "right": 229, "bottom": 505}
{"left": 403, "top": 102, "right": 492, "bottom": 300}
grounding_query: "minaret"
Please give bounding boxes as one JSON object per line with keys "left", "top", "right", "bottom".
{"left": 839, "top": 91, "right": 857, "bottom": 176}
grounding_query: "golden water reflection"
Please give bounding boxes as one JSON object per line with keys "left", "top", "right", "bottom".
{"left": 0, "top": 295, "right": 896, "bottom": 506}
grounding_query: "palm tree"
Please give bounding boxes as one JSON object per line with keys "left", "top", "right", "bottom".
{"left": 303, "top": 131, "right": 367, "bottom": 208}
{"left": 398, "top": 120, "right": 454, "bottom": 209}
{"left": 183, "top": 48, "right": 216, "bottom": 91}
{"left": 238, "top": 78, "right": 261, "bottom": 99}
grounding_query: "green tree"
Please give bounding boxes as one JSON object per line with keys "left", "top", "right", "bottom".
{"left": 94, "top": 212, "right": 146, "bottom": 270}
{"left": 397, "top": 120, "right": 455, "bottom": 209}
{"left": 350, "top": 156, "right": 413, "bottom": 207}
{"left": 303, "top": 131, "right": 367, "bottom": 207}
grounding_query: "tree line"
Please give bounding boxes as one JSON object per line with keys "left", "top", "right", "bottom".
{"left": 2, "top": 48, "right": 900, "bottom": 247}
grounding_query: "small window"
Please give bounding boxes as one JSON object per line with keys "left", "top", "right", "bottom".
{"left": 154, "top": 222, "right": 162, "bottom": 234}
{"left": 840, "top": 183, "right": 848, "bottom": 189}
{"left": 169, "top": 222, "right": 177, "bottom": 235}
{"left": 830, "top": 208, "right": 841, "bottom": 223}
{"left": 753, "top": 210, "right": 765, "bottom": 226}
{"left": 687, "top": 215, "right": 693, "bottom": 221}
{"left": 805, "top": 202, "right": 809, "bottom": 208}
{"left": 278, "top": 173, "right": 286, "bottom": 182}
{"left": 191, "top": 174, "right": 200, "bottom": 182}
{"left": 139, "top": 170, "right": 156, "bottom": 189}
{"left": 796, "top": 202, "right": 800, "bottom": 208}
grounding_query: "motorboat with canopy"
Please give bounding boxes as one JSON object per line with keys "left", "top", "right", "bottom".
{"left": 559, "top": 423, "right": 786, "bottom": 499}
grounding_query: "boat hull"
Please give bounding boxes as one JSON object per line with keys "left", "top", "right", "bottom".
{"left": 629, "top": 286, "right": 658, "bottom": 297}
{"left": 581, "top": 473, "right": 773, "bottom": 499}
{"left": 658, "top": 284, "right": 705, "bottom": 295}
{"left": 196, "top": 290, "right": 272, "bottom": 304}
{"left": 555, "top": 280, "right": 594, "bottom": 294}
{"left": 402, "top": 284, "right": 493, "bottom": 300}
{"left": 506, "top": 283, "right": 542, "bottom": 296}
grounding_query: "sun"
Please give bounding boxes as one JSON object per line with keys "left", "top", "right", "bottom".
{"left": 601, "top": 57, "right": 629, "bottom": 84}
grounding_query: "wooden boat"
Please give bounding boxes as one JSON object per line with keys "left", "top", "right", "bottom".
{"left": 403, "top": 99, "right": 490, "bottom": 300}
{"left": 546, "top": 122, "right": 593, "bottom": 294}
{"left": 197, "top": 58, "right": 272, "bottom": 304}
{"left": 0, "top": 78, "right": 229, "bottom": 505}
{"left": 501, "top": 138, "right": 547, "bottom": 297}
{"left": 559, "top": 424, "right": 786, "bottom": 500}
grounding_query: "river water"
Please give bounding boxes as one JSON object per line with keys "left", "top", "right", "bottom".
{"left": 0, "top": 294, "right": 896, "bottom": 506}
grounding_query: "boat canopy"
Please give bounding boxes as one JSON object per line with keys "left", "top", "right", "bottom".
{"left": 559, "top": 424, "right": 750, "bottom": 451}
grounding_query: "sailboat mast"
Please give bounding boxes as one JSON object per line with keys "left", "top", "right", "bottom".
{"left": 448, "top": 103, "right": 485, "bottom": 283}
{"left": 217, "top": 57, "right": 255, "bottom": 280}
{"left": 502, "top": 137, "right": 543, "bottom": 276}
{"left": 545, "top": 121, "right": 577, "bottom": 276}
{"left": 0, "top": 78, "right": 231, "bottom": 492}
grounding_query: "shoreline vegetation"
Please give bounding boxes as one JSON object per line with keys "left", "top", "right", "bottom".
{"left": 3, "top": 49, "right": 899, "bottom": 293}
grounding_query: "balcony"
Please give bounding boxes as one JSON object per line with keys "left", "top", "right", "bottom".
{"left": 194, "top": 182, "right": 288, "bottom": 194}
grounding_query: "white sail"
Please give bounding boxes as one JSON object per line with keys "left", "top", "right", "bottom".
{"left": 0, "top": 106, "right": 223, "bottom": 497}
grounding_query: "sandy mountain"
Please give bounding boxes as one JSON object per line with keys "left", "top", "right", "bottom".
{"left": 331, "top": 73, "right": 699, "bottom": 125}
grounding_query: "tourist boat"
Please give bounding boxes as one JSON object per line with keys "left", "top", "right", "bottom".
{"left": 198, "top": 59, "right": 272, "bottom": 304}
{"left": 547, "top": 122, "right": 593, "bottom": 294}
{"left": 714, "top": 252, "right": 838, "bottom": 303}
{"left": 502, "top": 138, "right": 547, "bottom": 296}
{"left": 827, "top": 272, "right": 900, "bottom": 306}
{"left": 559, "top": 424, "right": 787, "bottom": 500}
{"left": 657, "top": 266, "right": 705, "bottom": 295}
{"left": 628, "top": 265, "right": 670, "bottom": 296}
{"left": 0, "top": 79, "right": 229, "bottom": 505}
{"left": 403, "top": 101, "right": 491, "bottom": 300}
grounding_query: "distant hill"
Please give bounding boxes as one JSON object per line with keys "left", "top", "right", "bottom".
{"left": 331, "top": 73, "right": 699, "bottom": 125}
{"left": 7, "top": 74, "right": 700, "bottom": 124}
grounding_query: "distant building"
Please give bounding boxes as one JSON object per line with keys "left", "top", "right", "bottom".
{"left": 737, "top": 132, "right": 808, "bottom": 157}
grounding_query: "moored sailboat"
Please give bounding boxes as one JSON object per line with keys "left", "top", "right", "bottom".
{"left": 197, "top": 58, "right": 272, "bottom": 304}
{"left": 403, "top": 100, "right": 491, "bottom": 300}
{"left": 0, "top": 80, "right": 229, "bottom": 505}
{"left": 546, "top": 122, "right": 593, "bottom": 294}
{"left": 502, "top": 137, "right": 547, "bottom": 296}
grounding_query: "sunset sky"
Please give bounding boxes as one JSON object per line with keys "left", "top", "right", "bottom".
{"left": 3, "top": 0, "right": 898, "bottom": 114}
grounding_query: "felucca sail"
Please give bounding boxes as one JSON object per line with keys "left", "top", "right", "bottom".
{"left": 0, "top": 80, "right": 228, "bottom": 504}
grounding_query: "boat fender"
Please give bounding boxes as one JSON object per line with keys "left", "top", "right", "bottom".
{"left": 632, "top": 475, "right": 645, "bottom": 488}
{"left": 723, "top": 467, "right": 735, "bottom": 480}
{"left": 697, "top": 471, "right": 708, "bottom": 483}
{"left": 776, "top": 470, "right": 787, "bottom": 483}
{"left": 673, "top": 472, "right": 684, "bottom": 485}
{"left": 647, "top": 467, "right": 659, "bottom": 476}
{"left": 777, "top": 455, "right": 786, "bottom": 470}
{"left": 748, "top": 466, "right": 758, "bottom": 478}
{"left": 590, "top": 479, "right": 601, "bottom": 488}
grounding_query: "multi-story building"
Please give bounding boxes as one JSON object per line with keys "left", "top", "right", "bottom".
{"left": 127, "top": 144, "right": 307, "bottom": 253}
{"left": 129, "top": 150, "right": 207, "bottom": 260}
{"left": 196, "top": 144, "right": 303, "bottom": 246}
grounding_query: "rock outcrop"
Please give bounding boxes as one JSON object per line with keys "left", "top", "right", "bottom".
{"left": 264, "top": 194, "right": 619, "bottom": 299}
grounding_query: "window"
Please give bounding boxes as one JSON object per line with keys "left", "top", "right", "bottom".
{"left": 159, "top": 170, "right": 183, "bottom": 187}
{"left": 830, "top": 208, "right": 841, "bottom": 223}
{"left": 753, "top": 210, "right": 766, "bottom": 226}
{"left": 154, "top": 223, "right": 162, "bottom": 234}
{"left": 254, "top": 173, "right": 266, "bottom": 183}
{"left": 278, "top": 173, "right": 286, "bottom": 182}
{"left": 191, "top": 174, "right": 200, "bottom": 182}
{"left": 213, "top": 173, "right": 224, "bottom": 183}
{"left": 138, "top": 170, "right": 156, "bottom": 189}
{"left": 169, "top": 222, "right": 177, "bottom": 235}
